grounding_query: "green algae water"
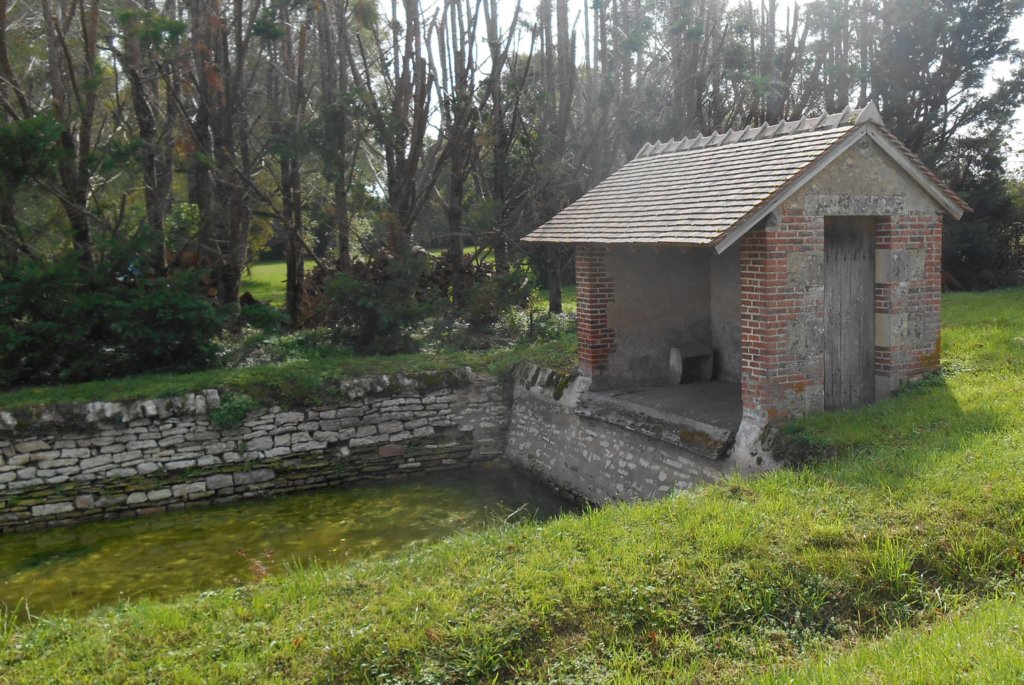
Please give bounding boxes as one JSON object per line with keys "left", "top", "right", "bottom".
{"left": 0, "top": 464, "right": 571, "bottom": 619}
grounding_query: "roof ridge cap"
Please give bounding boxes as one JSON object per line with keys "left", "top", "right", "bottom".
{"left": 853, "top": 101, "right": 883, "bottom": 126}
{"left": 637, "top": 106, "right": 872, "bottom": 158}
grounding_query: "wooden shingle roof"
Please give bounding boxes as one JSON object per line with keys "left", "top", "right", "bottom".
{"left": 523, "top": 104, "right": 969, "bottom": 252}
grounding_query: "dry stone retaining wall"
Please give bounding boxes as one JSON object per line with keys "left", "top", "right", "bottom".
{"left": 505, "top": 364, "right": 729, "bottom": 503}
{"left": 0, "top": 368, "right": 508, "bottom": 532}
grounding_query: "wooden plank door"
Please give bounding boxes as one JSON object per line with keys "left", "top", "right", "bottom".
{"left": 824, "top": 217, "right": 875, "bottom": 410}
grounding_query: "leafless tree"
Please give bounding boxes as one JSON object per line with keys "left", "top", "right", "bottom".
{"left": 183, "top": 0, "right": 264, "bottom": 305}
{"left": 480, "top": 0, "right": 527, "bottom": 273}
{"left": 430, "top": 0, "right": 481, "bottom": 305}
{"left": 351, "top": 0, "right": 444, "bottom": 252}
{"left": 315, "top": 0, "right": 357, "bottom": 271}
{"left": 112, "top": 0, "right": 182, "bottom": 274}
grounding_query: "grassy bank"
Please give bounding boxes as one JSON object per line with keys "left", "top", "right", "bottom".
{"left": 2, "top": 289, "right": 1024, "bottom": 683}
{"left": 758, "top": 593, "right": 1024, "bottom": 684}
{"left": 0, "top": 336, "right": 576, "bottom": 411}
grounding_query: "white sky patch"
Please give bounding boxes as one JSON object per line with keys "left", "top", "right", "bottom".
{"left": 990, "top": 13, "right": 1024, "bottom": 171}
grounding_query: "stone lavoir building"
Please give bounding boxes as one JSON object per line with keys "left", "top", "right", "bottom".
{"left": 523, "top": 103, "right": 969, "bottom": 464}
{"left": 0, "top": 106, "right": 974, "bottom": 528}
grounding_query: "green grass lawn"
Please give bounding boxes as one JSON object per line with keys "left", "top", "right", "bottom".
{"left": 757, "top": 594, "right": 1024, "bottom": 684}
{"left": 240, "top": 261, "right": 316, "bottom": 305}
{"left": 532, "top": 284, "right": 577, "bottom": 311}
{"left": 3, "top": 289, "right": 1024, "bottom": 683}
{"left": 0, "top": 337, "right": 577, "bottom": 411}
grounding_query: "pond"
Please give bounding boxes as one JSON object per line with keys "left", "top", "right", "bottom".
{"left": 0, "top": 464, "right": 572, "bottom": 620}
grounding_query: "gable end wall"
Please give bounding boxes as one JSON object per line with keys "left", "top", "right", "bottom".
{"left": 739, "top": 140, "right": 944, "bottom": 421}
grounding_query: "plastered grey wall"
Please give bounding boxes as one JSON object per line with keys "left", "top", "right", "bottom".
{"left": 0, "top": 369, "right": 508, "bottom": 532}
{"left": 505, "top": 365, "right": 727, "bottom": 503}
{"left": 603, "top": 245, "right": 711, "bottom": 388}
{"left": 709, "top": 246, "right": 742, "bottom": 382}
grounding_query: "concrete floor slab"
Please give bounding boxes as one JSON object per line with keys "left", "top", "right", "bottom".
{"left": 596, "top": 382, "right": 742, "bottom": 433}
{"left": 575, "top": 381, "right": 742, "bottom": 460}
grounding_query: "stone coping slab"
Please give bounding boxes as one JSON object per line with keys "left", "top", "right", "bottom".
{"left": 575, "top": 386, "right": 738, "bottom": 460}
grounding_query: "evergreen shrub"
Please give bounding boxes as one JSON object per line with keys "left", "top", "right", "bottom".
{"left": 0, "top": 252, "right": 222, "bottom": 387}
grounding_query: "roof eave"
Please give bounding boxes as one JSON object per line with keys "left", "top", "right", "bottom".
{"left": 520, "top": 234, "right": 713, "bottom": 245}
{"left": 711, "top": 126, "right": 869, "bottom": 254}
{"left": 711, "top": 123, "right": 969, "bottom": 255}
{"left": 862, "top": 127, "right": 969, "bottom": 220}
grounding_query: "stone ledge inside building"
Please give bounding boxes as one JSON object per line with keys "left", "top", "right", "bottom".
{"left": 575, "top": 381, "right": 741, "bottom": 460}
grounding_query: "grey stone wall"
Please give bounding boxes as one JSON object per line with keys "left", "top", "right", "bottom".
{"left": 0, "top": 368, "right": 508, "bottom": 532}
{"left": 505, "top": 364, "right": 728, "bottom": 504}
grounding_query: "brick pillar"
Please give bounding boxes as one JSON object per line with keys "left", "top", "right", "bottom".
{"left": 874, "top": 212, "right": 943, "bottom": 396}
{"left": 740, "top": 227, "right": 773, "bottom": 417}
{"left": 740, "top": 210, "right": 825, "bottom": 421}
{"left": 575, "top": 244, "right": 615, "bottom": 377}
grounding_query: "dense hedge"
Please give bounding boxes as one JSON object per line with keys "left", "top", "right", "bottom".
{"left": 0, "top": 253, "right": 222, "bottom": 388}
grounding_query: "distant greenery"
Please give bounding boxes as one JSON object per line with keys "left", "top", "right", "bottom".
{"left": 242, "top": 259, "right": 571, "bottom": 312}
{"left": 321, "top": 250, "right": 442, "bottom": 354}
{"left": 533, "top": 285, "right": 577, "bottom": 310}
{"left": 2, "top": 289, "right": 1024, "bottom": 683}
{"left": 426, "top": 245, "right": 493, "bottom": 261}
{"left": 0, "top": 256, "right": 578, "bottom": 409}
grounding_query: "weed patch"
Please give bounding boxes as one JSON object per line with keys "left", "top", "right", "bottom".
{"left": 209, "top": 392, "right": 259, "bottom": 429}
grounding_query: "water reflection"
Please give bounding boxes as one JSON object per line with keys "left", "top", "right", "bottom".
{"left": 0, "top": 464, "right": 571, "bottom": 618}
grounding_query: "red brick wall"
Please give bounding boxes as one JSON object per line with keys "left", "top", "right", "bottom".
{"left": 574, "top": 212, "right": 941, "bottom": 416}
{"left": 576, "top": 245, "right": 616, "bottom": 376}
{"left": 739, "top": 210, "right": 825, "bottom": 420}
{"left": 875, "top": 213, "right": 943, "bottom": 383}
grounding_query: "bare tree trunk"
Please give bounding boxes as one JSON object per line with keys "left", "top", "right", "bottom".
{"left": 0, "top": 186, "right": 18, "bottom": 265}
{"left": 40, "top": 0, "right": 101, "bottom": 265}
{"left": 352, "top": 0, "right": 444, "bottom": 254}
{"left": 187, "top": 0, "right": 218, "bottom": 285}
{"left": 538, "top": 0, "right": 575, "bottom": 313}
{"left": 186, "top": 0, "right": 259, "bottom": 305}
{"left": 547, "top": 247, "right": 562, "bottom": 314}
{"left": 282, "top": 153, "right": 304, "bottom": 323}
{"left": 761, "top": 0, "right": 782, "bottom": 122}
{"left": 434, "top": 0, "right": 480, "bottom": 307}
{"left": 117, "top": 0, "right": 178, "bottom": 274}
{"left": 274, "top": 6, "right": 310, "bottom": 325}
{"left": 319, "top": 0, "right": 353, "bottom": 271}
{"left": 485, "top": 0, "right": 508, "bottom": 273}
